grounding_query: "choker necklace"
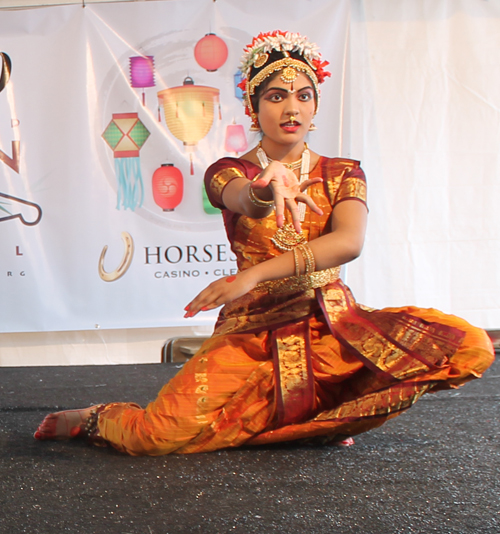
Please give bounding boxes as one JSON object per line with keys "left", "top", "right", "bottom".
{"left": 256, "top": 143, "right": 311, "bottom": 251}
{"left": 257, "top": 143, "right": 304, "bottom": 171}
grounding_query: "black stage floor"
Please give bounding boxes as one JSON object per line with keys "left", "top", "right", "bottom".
{"left": 0, "top": 357, "right": 498, "bottom": 534}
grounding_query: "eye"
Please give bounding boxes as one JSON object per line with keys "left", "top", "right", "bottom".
{"left": 265, "top": 92, "right": 284, "bottom": 102}
{"left": 298, "top": 91, "right": 313, "bottom": 102}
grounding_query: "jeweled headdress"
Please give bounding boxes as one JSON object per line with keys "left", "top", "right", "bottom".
{"left": 238, "top": 31, "right": 331, "bottom": 130}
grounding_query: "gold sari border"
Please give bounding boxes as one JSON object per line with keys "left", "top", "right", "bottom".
{"left": 337, "top": 177, "right": 367, "bottom": 203}
{"left": 255, "top": 267, "right": 340, "bottom": 295}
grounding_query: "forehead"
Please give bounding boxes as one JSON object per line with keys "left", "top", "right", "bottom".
{"left": 263, "top": 70, "right": 314, "bottom": 91}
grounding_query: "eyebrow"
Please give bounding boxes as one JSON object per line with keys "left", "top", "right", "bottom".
{"left": 263, "top": 85, "right": 314, "bottom": 95}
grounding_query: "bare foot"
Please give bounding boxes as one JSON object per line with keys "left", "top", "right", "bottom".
{"left": 331, "top": 436, "right": 355, "bottom": 447}
{"left": 34, "top": 407, "right": 94, "bottom": 440}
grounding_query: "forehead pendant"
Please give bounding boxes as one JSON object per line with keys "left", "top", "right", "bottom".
{"left": 280, "top": 66, "right": 298, "bottom": 84}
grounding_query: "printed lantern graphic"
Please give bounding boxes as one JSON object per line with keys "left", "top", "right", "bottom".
{"left": 224, "top": 124, "right": 248, "bottom": 155}
{"left": 158, "top": 77, "right": 220, "bottom": 175}
{"left": 102, "top": 112, "right": 150, "bottom": 211}
{"left": 233, "top": 71, "right": 244, "bottom": 101}
{"left": 129, "top": 55, "right": 155, "bottom": 106}
{"left": 202, "top": 183, "right": 219, "bottom": 215}
{"left": 152, "top": 163, "right": 183, "bottom": 211}
{"left": 194, "top": 33, "right": 228, "bottom": 72}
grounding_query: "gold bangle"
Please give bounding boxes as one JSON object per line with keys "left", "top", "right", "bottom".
{"left": 296, "top": 244, "right": 315, "bottom": 274}
{"left": 248, "top": 177, "right": 274, "bottom": 208}
{"left": 292, "top": 247, "right": 301, "bottom": 277}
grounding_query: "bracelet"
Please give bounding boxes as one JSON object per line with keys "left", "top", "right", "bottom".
{"left": 292, "top": 247, "right": 301, "bottom": 277}
{"left": 296, "top": 243, "right": 316, "bottom": 274}
{"left": 248, "top": 176, "right": 274, "bottom": 208}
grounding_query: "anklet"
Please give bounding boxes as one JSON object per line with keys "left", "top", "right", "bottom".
{"left": 83, "top": 404, "right": 107, "bottom": 444}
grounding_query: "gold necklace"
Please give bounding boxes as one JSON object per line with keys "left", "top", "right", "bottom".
{"left": 256, "top": 143, "right": 311, "bottom": 252}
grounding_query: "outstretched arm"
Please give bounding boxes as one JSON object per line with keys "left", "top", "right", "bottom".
{"left": 184, "top": 199, "right": 367, "bottom": 317}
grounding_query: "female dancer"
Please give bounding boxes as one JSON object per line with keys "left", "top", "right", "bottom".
{"left": 35, "top": 31, "right": 494, "bottom": 455}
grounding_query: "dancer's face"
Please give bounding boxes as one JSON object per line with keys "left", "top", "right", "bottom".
{"left": 256, "top": 71, "right": 316, "bottom": 146}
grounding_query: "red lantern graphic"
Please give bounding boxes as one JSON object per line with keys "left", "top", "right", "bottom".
{"left": 194, "top": 33, "right": 228, "bottom": 72}
{"left": 152, "top": 163, "right": 183, "bottom": 212}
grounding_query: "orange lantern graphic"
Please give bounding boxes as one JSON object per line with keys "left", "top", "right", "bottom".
{"left": 152, "top": 163, "right": 183, "bottom": 212}
{"left": 224, "top": 124, "right": 248, "bottom": 155}
{"left": 158, "top": 77, "right": 220, "bottom": 174}
{"left": 194, "top": 33, "right": 228, "bottom": 72}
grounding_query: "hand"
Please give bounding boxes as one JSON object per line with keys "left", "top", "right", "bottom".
{"left": 252, "top": 161, "right": 323, "bottom": 232}
{"left": 184, "top": 271, "right": 257, "bottom": 318}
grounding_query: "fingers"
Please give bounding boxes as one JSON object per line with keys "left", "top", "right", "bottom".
{"left": 295, "top": 192, "right": 324, "bottom": 216}
{"left": 274, "top": 192, "right": 286, "bottom": 228}
{"left": 299, "top": 177, "right": 323, "bottom": 192}
{"left": 184, "top": 275, "right": 240, "bottom": 317}
{"left": 184, "top": 286, "right": 222, "bottom": 318}
{"left": 285, "top": 198, "right": 303, "bottom": 233}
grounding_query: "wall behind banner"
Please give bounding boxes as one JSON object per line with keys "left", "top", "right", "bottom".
{"left": 1, "top": 0, "right": 499, "bottom": 366}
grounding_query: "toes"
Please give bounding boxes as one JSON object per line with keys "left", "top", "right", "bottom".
{"left": 34, "top": 414, "right": 57, "bottom": 440}
{"left": 335, "top": 437, "right": 355, "bottom": 447}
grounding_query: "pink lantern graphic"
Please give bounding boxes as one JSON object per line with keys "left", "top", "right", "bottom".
{"left": 158, "top": 77, "right": 220, "bottom": 175}
{"left": 102, "top": 112, "right": 150, "bottom": 211}
{"left": 152, "top": 163, "right": 184, "bottom": 212}
{"left": 224, "top": 124, "right": 248, "bottom": 155}
{"left": 194, "top": 33, "right": 228, "bottom": 72}
{"left": 129, "top": 56, "right": 155, "bottom": 106}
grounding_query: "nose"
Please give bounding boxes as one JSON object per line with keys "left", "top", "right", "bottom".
{"left": 284, "top": 102, "right": 299, "bottom": 119}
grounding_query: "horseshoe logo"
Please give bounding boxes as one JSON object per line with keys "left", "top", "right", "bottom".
{"left": 0, "top": 52, "right": 11, "bottom": 93}
{"left": 98, "top": 231, "right": 134, "bottom": 282}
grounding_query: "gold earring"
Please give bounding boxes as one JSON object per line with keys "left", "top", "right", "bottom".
{"left": 308, "top": 122, "right": 317, "bottom": 131}
{"left": 250, "top": 117, "right": 260, "bottom": 131}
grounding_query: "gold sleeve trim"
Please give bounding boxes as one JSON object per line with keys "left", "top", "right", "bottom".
{"left": 337, "top": 177, "right": 367, "bottom": 203}
{"left": 210, "top": 167, "right": 246, "bottom": 205}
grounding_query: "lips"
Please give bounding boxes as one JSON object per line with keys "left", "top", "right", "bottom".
{"left": 280, "top": 121, "right": 301, "bottom": 132}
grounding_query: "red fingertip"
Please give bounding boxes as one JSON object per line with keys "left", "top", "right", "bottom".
{"left": 226, "top": 276, "right": 237, "bottom": 283}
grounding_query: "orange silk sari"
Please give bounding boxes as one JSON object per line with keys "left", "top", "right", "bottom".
{"left": 97, "top": 157, "right": 494, "bottom": 455}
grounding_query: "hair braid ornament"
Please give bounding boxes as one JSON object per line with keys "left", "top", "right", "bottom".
{"left": 238, "top": 31, "right": 331, "bottom": 130}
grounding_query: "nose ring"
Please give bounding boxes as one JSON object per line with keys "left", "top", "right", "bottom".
{"left": 290, "top": 115, "right": 296, "bottom": 124}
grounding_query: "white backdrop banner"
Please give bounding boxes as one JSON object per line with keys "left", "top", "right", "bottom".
{"left": 0, "top": 0, "right": 350, "bottom": 332}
